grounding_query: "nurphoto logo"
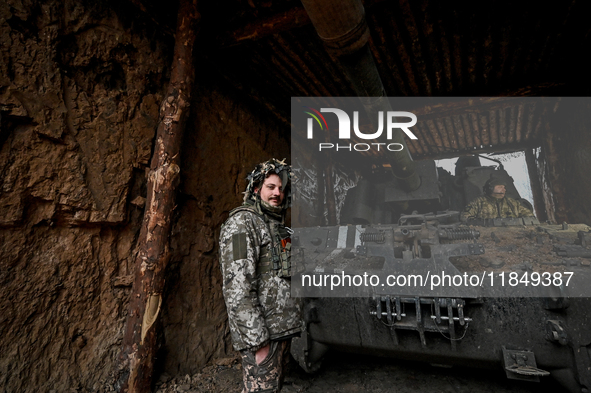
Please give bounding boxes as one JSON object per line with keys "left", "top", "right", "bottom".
{"left": 303, "top": 107, "right": 418, "bottom": 152}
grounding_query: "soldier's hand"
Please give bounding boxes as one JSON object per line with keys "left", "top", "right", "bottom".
{"left": 256, "top": 344, "right": 270, "bottom": 365}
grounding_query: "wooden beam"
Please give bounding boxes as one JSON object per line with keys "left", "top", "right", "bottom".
{"left": 115, "top": 0, "right": 200, "bottom": 391}
{"left": 217, "top": 7, "right": 311, "bottom": 48}
{"left": 525, "top": 148, "right": 548, "bottom": 222}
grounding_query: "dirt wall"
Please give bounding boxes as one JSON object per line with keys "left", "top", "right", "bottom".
{"left": 0, "top": 0, "right": 289, "bottom": 391}
{"left": 163, "top": 83, "right": 290, "bottom": 376}
{"left": 0, "top": 1, "right": 171, "bottom": 391}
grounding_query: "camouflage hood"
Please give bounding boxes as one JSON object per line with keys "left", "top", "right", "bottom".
{"left": 243, "top": 158, "right": 292, "bottom": 210}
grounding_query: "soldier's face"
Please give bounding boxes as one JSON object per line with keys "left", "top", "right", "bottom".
{"left": 491, "top": 185, "right": 506, "bottom": 198}
{"left": 256, "top": 174, "right": 285, "bottom": 206}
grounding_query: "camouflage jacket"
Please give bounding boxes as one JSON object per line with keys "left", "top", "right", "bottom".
{"left": 219, "top": 206, "right": 301, "bottom": 351}
{"left": 461, "top": 195, "right": 534, "bottom": 220}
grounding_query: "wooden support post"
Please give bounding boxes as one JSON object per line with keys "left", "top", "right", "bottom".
{"left": 524, "top": 148, "right": 548, "bottom": 223}
{"left": 115, "top": 1, "right": 200, "bottom": 391}
{"left": 324, "top": 162, "right": 337, "bottom": 226}
{"left": 315, "top": 153, "right": 326, "bottom": 226}
{"left": 323, "top": 130, "right": 337, "bottom": 226}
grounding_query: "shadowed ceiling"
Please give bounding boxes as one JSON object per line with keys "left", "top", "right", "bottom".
{"left": 137, "top": 0, "right": 591, "bottom": 159}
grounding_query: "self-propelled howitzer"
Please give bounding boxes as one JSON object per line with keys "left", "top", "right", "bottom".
{"left": 291, "top": 201, "right": 591, "bottom": 393}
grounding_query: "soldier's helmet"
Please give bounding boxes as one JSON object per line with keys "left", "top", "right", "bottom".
{"left": 244, "top": 158, "right": 292, "bottom": 208}
{"left": 483, "top": 176, "right": 507, "bottom": 195}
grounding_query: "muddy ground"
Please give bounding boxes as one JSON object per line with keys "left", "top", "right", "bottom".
{"left": 155, "top": 352, "right": 565, "bottom": 393}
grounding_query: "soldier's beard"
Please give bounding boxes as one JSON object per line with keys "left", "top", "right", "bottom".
{"left": 261, "top": 200, "right": 284, "bottom": 213}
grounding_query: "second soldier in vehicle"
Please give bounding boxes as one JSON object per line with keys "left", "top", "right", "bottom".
{"left": 461, "top": 176, "right": 534, "bottom": 221}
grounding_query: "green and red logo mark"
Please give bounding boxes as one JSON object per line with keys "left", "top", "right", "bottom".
{"left": 303, "top": 106, "right": 328, "bottom": 138}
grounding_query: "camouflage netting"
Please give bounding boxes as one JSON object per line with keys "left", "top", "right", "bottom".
{"left": 243, "top": 158, "right": 292, "bottom": 207}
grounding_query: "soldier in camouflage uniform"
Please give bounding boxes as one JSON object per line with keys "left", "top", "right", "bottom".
{"left": 461, "top": 176, "right": 534, "bottom": 221}
{"left": 219, "top": 159, "right": 301, "bottom": 393}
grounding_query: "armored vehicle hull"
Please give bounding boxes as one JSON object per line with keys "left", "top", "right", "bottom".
{"left": 291, "top": 161, "right": 591, "bottom": 392}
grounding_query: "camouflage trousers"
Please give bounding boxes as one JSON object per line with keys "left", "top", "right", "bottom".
{"left": 240, "top": 340, "right": 290, "bottom": 393}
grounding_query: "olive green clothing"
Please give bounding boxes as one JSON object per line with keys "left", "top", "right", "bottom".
{"left": 461, "top": 195, "right": 534, "bottom": 221}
